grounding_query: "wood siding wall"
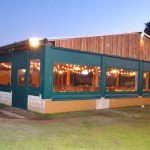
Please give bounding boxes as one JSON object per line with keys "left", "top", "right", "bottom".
{"left": 54, "top": 33, "right": 150, "bottom": 61}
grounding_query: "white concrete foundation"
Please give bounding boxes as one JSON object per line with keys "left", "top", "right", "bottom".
{"left": 0, "top": 91, "right": 12, "bottom": 106}
{"left": 28, "top": 95, "right": 45, "bottom": 113}
{"left": 96, "top": 98, "right": 109, "bottom": 109}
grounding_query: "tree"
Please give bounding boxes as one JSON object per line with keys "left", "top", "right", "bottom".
{"left": 144, "top": 22, "right": 150, "bottom": 36}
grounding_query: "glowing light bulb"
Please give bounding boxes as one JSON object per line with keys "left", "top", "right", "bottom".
{"left": 29, "top": 37, "right": 40, "bottom": 48}
{"left": 58, "top": 70, "right": 63, "bottom": 74}
{"left": 111, "top": 69, "right": 118, "bottom": 74}
{"left": 81, "top": 69, "right": 89, "bottom": 75}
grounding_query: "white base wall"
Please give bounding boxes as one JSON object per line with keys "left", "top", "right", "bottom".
{"left": 28, "top": 95, "right": 46, "bottom": 113}
{"left": 0, "top": 91, "right": 12, "bottom": 106}
{"left": 96, "top": 98, "right": 109, "bottom": 109}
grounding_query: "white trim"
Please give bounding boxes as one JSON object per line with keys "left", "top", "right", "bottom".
{"left": 28, "top": 95, "right": 45, "bottom": 113}
{"left": 0, "top": 91, "right": 12, "bottom": 106}
{"left": 96, "top": 98, "right": 109, "bottom": 110}
{"left": 143, "top": 32, "right": 150, "bottom": 39}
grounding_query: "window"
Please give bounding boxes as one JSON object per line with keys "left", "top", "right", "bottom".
{"left": 143, "top": 72, "right": 150, "bottom": 91}
{"left": 0, "top": 62, "right": 11, "bottom": 86}
{"left": 53, "top": 64, "right": 100, "bottom": 92}
{"left": 29, "top": 59, "right": 40, "bottom": 87}
{"left": 106, "top": 68, "right": 137, "bottom": 92}
{"left": 18, "top": 69, "right": 26, "bottom": 87}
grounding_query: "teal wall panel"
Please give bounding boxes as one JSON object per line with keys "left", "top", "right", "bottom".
{"left": 0, "top": 53, "right": 12, "bottom": 62}
{"left": 41, "top": 46, "right": 150, "bottom": 100}
{"left": 138, "top": 61, "right": 143, "bottom": 96}
{"left": 100, "top": 56, "right": 106, "bottom": 97}
{"left": 1, "top": 45, "right": 150, "bottom": 101}
{"left": 106, "top": 56, "right": 139, "bottom": 70}
{"left": 143, "top": 61, "right": 150, "bottom": 71}
{"left": 42, "top": 46, "right": 101, "bottom": 100}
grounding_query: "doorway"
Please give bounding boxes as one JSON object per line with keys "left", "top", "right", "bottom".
{"left": 12, "top": 51, "right": 29, "bottom": 109}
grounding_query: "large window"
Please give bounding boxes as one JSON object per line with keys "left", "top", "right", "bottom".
{"left": 29, "top": 59, "right": 40, "bottom": 87}
{"left": 53, "top": 64, "right": 100, "bottom": 92}
{"left": 0, "top": 62, "right": 11, "bottom": 86}
{"left": 143, "top": 72, "right": 150, "bottom": 91}
{"left": 106, "top": 68, "right": 137, "bottom": 92}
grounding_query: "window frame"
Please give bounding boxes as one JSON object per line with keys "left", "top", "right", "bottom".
{"left": 142, "top": 61, "right": 150, "bottom": 97}
{"left": 17, "top": 69, "right": 26, "bottom": 87}
{"left": 52, "top": 63, "right": 101, "bottom": 100}
{"left": 28, "top": 49, "right": 42, "bottom": 96}
{"left": 0, "top": 61, "right": 12, "bottom": 87}
{"left": 29, "top": 59, "right": 41, "bottom": 88}
{"left": 104, "top": 56, "right": 140, "bottom": 98}
{"left": 143, "top": 72, "right": 150, "bottom": 92}
{"left": 106, "top": 67, "right": 138, "bottom": 93}
{"left": 53, "top": 63, "right": 100, "bottom": 93}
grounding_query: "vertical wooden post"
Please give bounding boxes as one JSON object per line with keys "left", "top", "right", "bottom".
{"left": 66, "top": 70, "right": 70, "bottom": 85}
{"left": 135, "top": 73, "right": 138, "bottom": 91}
{"left": 116, "top": 74, "right": 119, "bottom": 88}
{"left": 95, "top": 68, "right": 99, "bottom": 87}
{"left": 145, "top": 73, "right": 149, "bottom": 90}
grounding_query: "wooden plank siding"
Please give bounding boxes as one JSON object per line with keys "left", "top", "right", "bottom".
{"left": 53, "top": 32, "right": 150, "bottom": 61}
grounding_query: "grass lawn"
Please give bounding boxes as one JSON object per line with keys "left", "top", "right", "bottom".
{"left": 0, "top": 105, "right": 150, "bottom": 150}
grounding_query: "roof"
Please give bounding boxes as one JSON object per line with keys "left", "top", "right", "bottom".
{"left": 0, "top": 31, "right": 149, "bottom": 55}
{"left": 0, "top": 39, "right": 55, "bottom": 54}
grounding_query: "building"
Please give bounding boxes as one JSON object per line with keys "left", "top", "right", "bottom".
{"left": 0, "top": 32, "right": 150, "bottom": 113}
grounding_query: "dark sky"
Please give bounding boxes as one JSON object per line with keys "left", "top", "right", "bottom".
{"left": 0, "top": 0, "right": 150, "bottom": 46}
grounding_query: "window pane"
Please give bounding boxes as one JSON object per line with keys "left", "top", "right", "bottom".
{"left": 143, "top": 72, "right": 150, "bottom": 91}
{"left": 106, "top": 68, "right": 137, "bottom": 92}
{"left": 54, "top": 64, "right": 100, "bottom": 92}
{"left": 29, "top": 59, "right": 40, "bottom": 87}
{"left": 0, "top": 62, "right": 11, "bottom": 85}
{"left": 18, "top": 69, "right": 26, "bottom": 87}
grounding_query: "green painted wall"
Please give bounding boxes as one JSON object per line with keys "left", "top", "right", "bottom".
{"left": 42, "top": 46, "right": 101, "bottom": 100}
{"left": 0, "top": 45, "right": 150, "bottom": 102}
{"left": 42, "top": 46, "right": 150, "bottom": 100}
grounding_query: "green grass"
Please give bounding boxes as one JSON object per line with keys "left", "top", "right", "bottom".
{"left": 33, "top": 110, "right": 102, "bottom": 119}
{"left": 0, "top": 106, "right": 150, "bottom": 150}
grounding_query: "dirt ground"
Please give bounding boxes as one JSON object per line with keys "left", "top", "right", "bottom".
{"left": 0, "top": 105, "right": 38, "bottom": 120}
{"left": 0, "top": 104, "right": 150, "bottom": 121}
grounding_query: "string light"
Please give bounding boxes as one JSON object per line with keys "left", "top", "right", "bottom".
{"left": 30, "top": 60, "right": 40, "bottom": 71}
{"left": 53, "top": 64, "right": 100, "bottom": 75}
{"left": 0, "top": 63, "right": 11, "bottom": 69}
{"left": 107, "top": 68, "right": 136, "bottom": 77}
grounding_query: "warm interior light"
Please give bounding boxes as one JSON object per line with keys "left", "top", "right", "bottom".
{"left": 140, "top": 32, "right": 144, "bottom": 46}
{"left": 81, "top": 69, "right": 89, "bottom": 75}
{"left": 21, "top": 69, "right": 26, "bottom": 73}
{"left": 58, "top": 70, "right": 63, "bottom": 74}
{"left": 110, "top": 69, "right": 118, "bottom": 74}
{"left": 74, "top": 66, "right": 80, "bottom": 71}
{"left": 29, "top": 37, "right": 40, "bottom": 48}
{"left": 141, "top": 32, "right": 144, "bottom": 39}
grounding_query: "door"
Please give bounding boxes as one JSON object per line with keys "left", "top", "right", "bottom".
{"left": 12, "top": 51, "right": 29, "bottom": 109}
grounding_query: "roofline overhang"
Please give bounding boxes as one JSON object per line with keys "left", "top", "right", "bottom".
{"left": 0, "top": 38, "right": 55, "bottom": 54}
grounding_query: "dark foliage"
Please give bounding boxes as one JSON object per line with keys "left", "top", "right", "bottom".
{"left": 144, "top": 22, "right": 150, "bottom": 36}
